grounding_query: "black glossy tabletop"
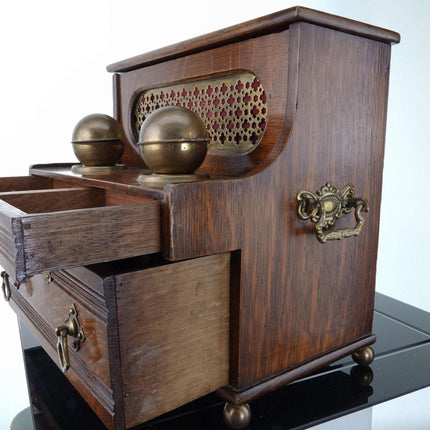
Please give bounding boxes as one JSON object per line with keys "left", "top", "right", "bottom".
{"left": 25, "top": 293, "right": 430, "bottom": 429}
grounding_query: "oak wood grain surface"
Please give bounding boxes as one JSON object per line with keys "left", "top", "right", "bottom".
{"left": 107, "top": 6, "right": 399, "bottom": 73}
{"left": 0, "top": 187, "right": 161, "bottom": 283}
{"left": 114, "top": 31, "right": 288, "bottom": 176}
{"left": 9, "top": 272, "right": 117, "bottom": 429}
{"left": 18, "top": 273, "right": 111, "bottom": 385}
{"left": 116, "top": 252, "right": 230, "bottom": 428}
{"left": 0, "top": 7, "right": 399, "bottom": 427}
{"left": 0, "top": 175, "right": 52, "bottom": 191}
{"left": 161, "top": 22, "right": 392, "bottom": 388}
{"left": 19, "top": 202, "right": 161, "bottom": 280}
{"left": 0, "top": 187, "right": 105, "bottom": 213}
{"left": 24, "top": 14, "right": 394, "bottom": 396}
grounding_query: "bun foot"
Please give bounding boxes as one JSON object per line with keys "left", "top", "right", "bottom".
{"left": 223, "top": 402, "right": 251, "bottom": 429}
{"left": 351, "top": 345, "right": 375, "bottom": 366}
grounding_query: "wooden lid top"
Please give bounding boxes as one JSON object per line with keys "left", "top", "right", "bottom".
{"left": 107, "top": 6, "right": 400, "bottom": 73}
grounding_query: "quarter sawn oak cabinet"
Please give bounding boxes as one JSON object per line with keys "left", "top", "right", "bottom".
{"left": 0, "top": 7, "right": 399, "bottom": 429}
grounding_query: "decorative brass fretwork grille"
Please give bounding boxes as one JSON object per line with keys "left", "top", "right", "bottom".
{"left": 134, "top": 72, "right": 268, "bottom": 154}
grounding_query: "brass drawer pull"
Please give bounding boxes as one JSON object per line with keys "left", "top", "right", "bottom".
{"left": 1, "top": 271, "right": 11, "bottom": 302}
{"left": 297, "top": 183, "right": 369, "bottom": 243}
{"left": 55, "top": 304, "right": 85, "bottom": 372}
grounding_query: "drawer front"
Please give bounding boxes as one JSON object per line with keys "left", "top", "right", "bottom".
{"left": 116, "top": 252, "right": 231, "bottom": 428}
{"left": 8, "top": 271, "right": 116, "bottom": 429}
{"left": 0, "top": 179, "right": 160, "bottom": 283}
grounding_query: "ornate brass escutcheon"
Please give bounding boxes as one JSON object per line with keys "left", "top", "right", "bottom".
{"left": 296, "top": 183, "right": 369, "bottom": 243}
{"left": 1, "top": 271, "right": 11, "bottom": 302}
{"left": 55, "top": 304, "right": 85, "bottom": 372}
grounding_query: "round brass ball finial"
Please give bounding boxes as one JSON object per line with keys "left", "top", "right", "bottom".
{"left": 71, "top": 113, "right": 125, "bottom": 168}
{"left": 138, "top": 106, "right": 210, "bottom": 177}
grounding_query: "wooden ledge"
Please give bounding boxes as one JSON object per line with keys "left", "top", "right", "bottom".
{"left": 107, "top": 6, "right": 400, "bottom": 73}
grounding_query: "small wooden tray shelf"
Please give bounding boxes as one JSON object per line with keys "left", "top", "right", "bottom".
{"left": 0, "top": 177, "right": 160, "bottom": 283}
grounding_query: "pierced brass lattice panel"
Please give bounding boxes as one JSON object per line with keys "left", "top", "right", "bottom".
{"left": 134, "top": 73, "right": 268, "bottom": 155}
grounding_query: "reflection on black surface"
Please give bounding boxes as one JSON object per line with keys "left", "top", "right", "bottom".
{"left": 349, "top": 365, "right": 373, "bottom": 386}
{"left": 25, "top": 347, "right": 106, "bottom": 430}
{"left": 372, "top": 312, "right": 430, "bottom": 354}
{"left": 141, "top": 370, "right": 373, "bottom": 430}
{"left": 23, "top": 294, "right": 430, "bottom": 430}
{"left": 26, "top": 345, "right": 374, "bottom": 430}
{"left": 375, "top": 293, "right": 430, "bottom": 336}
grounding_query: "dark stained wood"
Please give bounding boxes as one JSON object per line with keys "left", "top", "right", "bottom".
{"left": 104, "top": 189, "right": 155, "bottom": 205}
{"left": 58, "top": 266, "right": 127, "bottom": 429}
{"left": 20, "top": 202, "right": 160, "bottom": 282}
{"left": 100, "top": 274, "right": 126, "bottom": 429}
{"left": 0, "top": 189, "right": 161, "bottom": 283}
{"left": 1, "top": 7, "right": 400, "bottom": 429}
{"left": 162, "top": 22, "right": 393, "bottom": 388}
{"left": 107, "top": 6, "right": 399, "bottom": 73}
{"left": 16, "top": 272, "right": 111, "bottom": 385}
{"left": 0, "top": 175, "right": 52, "bottom": 191}
{"left": 115, "top": 253, "right": 230, "bottom": 428}
{"left": 0, "top": 199, "right": 26, "bottom": 281}
{"left": 9, "top": 253, "right": 229, "bottom": 429}
{"left": 30, "top": 164, "right": 166, "bottom": 202}
{"left": 0, "top": 188, "right": 105, "bottom": 213}
{"left": 113, "top": 31, "right": 289, "bottom": 175}
{"left": 108, "top": 7, "right": 399, "bottom": 176}
{"left": 8, "top": 272, "right": 117, "bottom": 429}
{"left": 217, "top": 334, "right": 376, "bottom": 405}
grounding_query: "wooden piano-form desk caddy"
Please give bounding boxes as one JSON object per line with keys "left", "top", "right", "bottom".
{"left": 0, "top": 7, "right": 399, "bottom": 429}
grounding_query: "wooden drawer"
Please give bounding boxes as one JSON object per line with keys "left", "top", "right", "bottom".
{"left": 0, "top": 176, "right": 160, "bottom": 284}
{"left": 115, "top": 252, "right": 231, "bottom": 428}
{"left": 8, "top": 252, "right": 231, "bottom": 430}
{"left": 9, "top": 270, "right": 116, "bottom": 428}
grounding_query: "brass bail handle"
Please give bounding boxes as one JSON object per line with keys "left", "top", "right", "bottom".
{"left": 55, "top": 304, "right": 85, "bottom": 373}
{"left": 296, "top": 183, "right": 369, "bottom": 243}
{"left": 1, "top": 271, "right": 11, "bottom": 302}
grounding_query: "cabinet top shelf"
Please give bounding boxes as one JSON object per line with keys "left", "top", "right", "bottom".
{"left": 106, "top": 6, "right": 400, "bottom": 73}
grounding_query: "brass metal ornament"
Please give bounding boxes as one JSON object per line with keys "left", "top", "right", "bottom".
{"left": 351, "top": 346, "right": 375, "bottom": 366}
{"left": 44, "top": 272, "right": 53, "bottom": 284}
{"left": 350, "top": 364, "right": 374, "bottom": 386}
{"left": 1, "top": 271, "right": 11, "bottom": 302}
{"left": 138, "top": 173, "right": 210, "bottom": 187}
{"left": 72, "top": 113, "right": 125, "bottom": 143}
{"left": 71, "top": 164, "right": 126, "bottom": 175}
{"left": 223, "top": 403, "right": 252, "bottom": 429}
{"left": 72, "top": 140, "right": 124, "bottom": 167}
{"left": 71, "top": 113, "right": 125, "bottom": 168}
{"left": 134, "top": 72, "right": 268, "bottom": 155}
{"left": 138, "top": 106, "right": 210, "bottom": 184}
{"left": 296, "top": 183, "right": 369, "bottom": 243}
{"left": 55, "top": 304, "right": 86, "bottom": 373}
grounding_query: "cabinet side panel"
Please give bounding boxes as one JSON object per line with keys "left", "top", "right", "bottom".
{"left": 116, "top": 252, "right": 230, "bottom": 428}
{"left": 162, "top": 22, "right": 393, "bottom": 389}
{"left": 235, "top": 23, "right": 392, "bottom": 385}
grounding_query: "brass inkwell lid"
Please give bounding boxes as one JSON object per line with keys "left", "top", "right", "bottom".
{"left": 137, "top": 106, "right": 210, "bottom": 185}
{"left": 71, "top": 113, "right": 126, "bottom": 174}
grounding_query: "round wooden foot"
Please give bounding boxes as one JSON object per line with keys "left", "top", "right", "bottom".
{"left": 223, "top": 402, "right": 251, "bottom": 429}
{"left": 351, "top": 345, "right": 375, "bottom": 366}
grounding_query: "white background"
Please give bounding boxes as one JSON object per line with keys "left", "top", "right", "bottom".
{"left": 0, "top": 0, "right": 429, "bottom": 427}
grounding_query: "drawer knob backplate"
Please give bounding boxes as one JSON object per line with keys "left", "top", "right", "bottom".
{"left": 55, "top": 303, "right": 85, "bottom": 372}
{"left": 297, "top": 183, "right": 369, "bottom": 243}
